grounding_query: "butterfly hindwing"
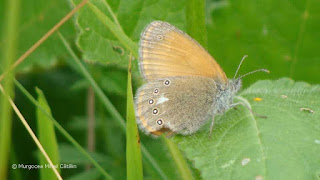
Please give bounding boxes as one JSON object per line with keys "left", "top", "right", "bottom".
{"left": 135, "top": 76, "right": 218, "bottom": 136}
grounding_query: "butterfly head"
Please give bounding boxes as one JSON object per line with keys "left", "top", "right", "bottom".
{"left": 229, "top": 78, "right": 242, "bottom": 94}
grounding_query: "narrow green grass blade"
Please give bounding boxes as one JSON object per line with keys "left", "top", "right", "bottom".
{"left": 163, "top": 138, "right": 194, "bottom": 180}
{"left": 0, "top": 0, "right": 19, "bottom": 178}
{"left": 126, "top": 57, "right": 143, "bottom": 180}
{"left": 87, "top": 1, "right": 138, "bottom": 59}
{"left": 13, "top": 80, "right": 113, "bottom": 180}
{"left": 186, "top": 0, "right": 207, "bottom": 48}
{"left": 58, "top": 32, "right": 167, "bottom": 179}
{"left": 36, "top": 88, "right": 60, "bottom": 180}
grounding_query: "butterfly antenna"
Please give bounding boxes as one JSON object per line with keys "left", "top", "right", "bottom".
{"left": 237, "top": 69, "right": 270, "bottom": 80}
{"left": 233, "top": 55, "right": 248, "bottom": 79}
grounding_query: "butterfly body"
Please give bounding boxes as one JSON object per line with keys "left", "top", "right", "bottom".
{"left": 215, "top": 79, "right": 242, "bottom": 114}
{"left": 135, "top": 21, "right": 242, "bottom": 137}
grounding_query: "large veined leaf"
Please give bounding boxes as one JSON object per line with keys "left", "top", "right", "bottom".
{"left": 73, "top": 0, "right": 187, "bottom": 66}
{"left": 174, "top": 78, "right": 320, "bottom": 179}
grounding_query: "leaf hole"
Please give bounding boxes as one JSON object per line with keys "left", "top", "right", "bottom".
{"left": 112, "top": 45, "right": 125, "bottom": 55}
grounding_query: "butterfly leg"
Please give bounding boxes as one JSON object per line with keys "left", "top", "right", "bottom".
{"left": 208, "top": 117, "right": 215, "bottom": 139}
{"left": 230, "top": 102, "right": 267, "bottom": 118}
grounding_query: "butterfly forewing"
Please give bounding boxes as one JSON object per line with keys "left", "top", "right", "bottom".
{"left": 139, "top": 21, "right": 228, "bottom": 83}
{"left": 135, "top": 77, "right": 218, "bottom": 136}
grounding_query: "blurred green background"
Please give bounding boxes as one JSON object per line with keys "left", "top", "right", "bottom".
{"left": 0, "top": 0, "right": 319, "bottom": 179}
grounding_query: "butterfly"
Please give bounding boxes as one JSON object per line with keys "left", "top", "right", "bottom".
{"left": 135, "top": 21, "right": 268, "bottom": 137}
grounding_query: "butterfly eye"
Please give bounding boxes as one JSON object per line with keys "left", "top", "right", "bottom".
{"left": 152, "top": 108, "right": 158, "bottom": 114}
{"left": 156, "top": 35, "right": 163, "bottom": 40}
{"left": 154, "top": 88, "right": 159, "bottom": 94}
{"left": 148, "top": 99, "right": 154, "bottom": 104}
{"left": 164, "top": 80, "right": 170, "bottom": 86}
{"left": 156, "top": 119, "right": 163, "bottom": 125}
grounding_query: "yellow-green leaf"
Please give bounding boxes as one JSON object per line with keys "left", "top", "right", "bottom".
{"left": 126, "top": 56, "right": 143, "bottom": 180}
{"left": 36, "top": 88, "right": 60, "bottom": 180}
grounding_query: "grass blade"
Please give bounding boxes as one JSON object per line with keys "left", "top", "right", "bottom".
{"left": 164, "top": 138, "right": 194, "bottom": 180}
{"left": 36, "top": 88, "right": 60, "bottom": 180}
{"left": 0, "top": 0, "right": 20, "bottom": 178}
{"left": 126, "top": 55, "right": 143, "bottom": 179}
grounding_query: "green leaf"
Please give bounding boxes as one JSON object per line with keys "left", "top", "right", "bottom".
{"left": 0, "top": 0, "right": 75, "bottom": 71}
{"left": 126, "top": 56, "right": 143, "bottom": 180}
{"left": 73, "top": 0, "right": 187, "bottom": 66}
{"left": 174, "top": 78, "right": 320, "bottom": 179}
{"left": 206, "top": 0, "right": 320, "bottom": 86}
{"left": 36, "top": 87, "right": 60, "bottom": 180}
{"left": 86, "top": 1, "right": 139, "bottom": 58}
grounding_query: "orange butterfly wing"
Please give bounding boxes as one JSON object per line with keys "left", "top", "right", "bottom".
{"left": 139, "top": 21, "right": 228, "bottom": 83}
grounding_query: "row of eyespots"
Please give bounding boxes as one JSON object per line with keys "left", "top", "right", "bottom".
{"left": 148, "top": 80, "right": 170, "bottom": 126}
